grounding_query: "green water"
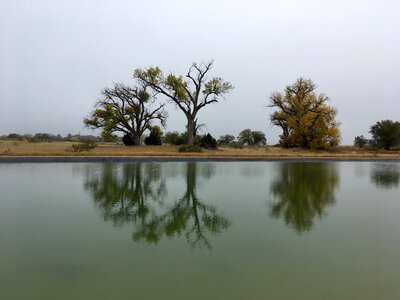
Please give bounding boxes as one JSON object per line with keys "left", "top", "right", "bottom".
{"left": 0, "top": 161, "right": 399, "bottom": 299}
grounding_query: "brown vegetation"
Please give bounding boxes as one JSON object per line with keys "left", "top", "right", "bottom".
{"left": 0, "top": 140, "right": 399, "bottom": 158}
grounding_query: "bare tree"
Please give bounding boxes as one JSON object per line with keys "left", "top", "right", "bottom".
{"left": 134, "top": 61, "right": 233, "bottom": 145}
{"left": 84, "top": 82, "right": 167, "bottom": 145}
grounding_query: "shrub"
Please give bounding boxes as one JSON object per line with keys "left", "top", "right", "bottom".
{"left": 163, "top": 131, "right": 202, "bottom": 145}
{"left": 70, "top": 140, "right": 97, "bottom": 152}
{"left": 122, "top": 134, "right": 135, "bottom": 146}
{"left": 144, "top": 126, "right": 162, "bottom": 145}
{"left": 200, "top": 133, "right": 218, "bottom": 150}
{"left": 354, "top": 135, "right": 367, "bottom": 148}
{"left": 193, "top": 135, "right": 202, "bottom": 146}
{"left": 178, "top": 144, "right": 202, "bottom": 153}
{"left": 164, "top": 131, "right": 185, "bottom": 145}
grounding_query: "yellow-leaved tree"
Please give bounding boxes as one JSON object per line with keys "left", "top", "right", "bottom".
{"left": 269, "top": 78, "right": 341, "bottom": 149}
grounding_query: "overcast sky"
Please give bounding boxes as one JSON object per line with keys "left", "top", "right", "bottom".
{"left": 1, "top": 0, "right": 399, "bottom": 144}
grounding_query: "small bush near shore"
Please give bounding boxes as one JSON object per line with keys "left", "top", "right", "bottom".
{"left": 178, "top": 144, "right": 202, "bottom": 153}
{"left": 144, "top": 126, "right": 163, "bottom": 145}
{"left": 164, "top": 131, "right": 185, "bottom": 145}
{"left": 68, "top": 140, "right": 97, "bottom": 152}
{"left": 122, "top": 134, "right": 135, "bottom": 146}
{"left": 163, "top": 131, "right": 204, "bottom": 146}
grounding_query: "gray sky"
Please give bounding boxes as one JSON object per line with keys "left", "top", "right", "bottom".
{"left": 1, "top": 0, "right": 399, "bottom": 144}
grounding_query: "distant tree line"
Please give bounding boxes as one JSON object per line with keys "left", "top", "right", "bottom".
{"left": 1, "top": 133, "right": 103, "bottom": 142}
{"left": 161, "top": 129, "right": 267, "bottom": 149}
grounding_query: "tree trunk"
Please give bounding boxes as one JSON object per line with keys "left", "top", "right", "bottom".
{"left": 187, "top": 118, "right": 195, "bottom": 145}
{"left": 133, "top": 133, "right": 141, "bottom": 146}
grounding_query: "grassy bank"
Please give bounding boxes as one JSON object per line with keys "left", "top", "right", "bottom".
{"left": 1, "top": 140, "right": 400, "bottom": 159}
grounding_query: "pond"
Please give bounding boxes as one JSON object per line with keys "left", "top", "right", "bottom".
{"left": 1, "top": 161, "right": 399, "bottom": 299}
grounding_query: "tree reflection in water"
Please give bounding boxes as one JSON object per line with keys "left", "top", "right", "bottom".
{"left": 269, "top": 162, "right": 339, "bottom": 234}
{"left": 84, "top": 162, "right": 230, "bottom": 249}
{"left": 84, "top": 162, "right": 166, "bottom": 227}
{"left": 370, "top": 163, "right": 400, "bottom": 189}
{"left": 133, "top": 162, "right": 230, "bottom": 249}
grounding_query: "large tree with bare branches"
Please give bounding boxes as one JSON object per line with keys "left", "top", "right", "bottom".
{"left": 133, "top": 61, "right": 233, "bottom": 145}
{"left": 84, "top": 82, "right": 167, "bottom": 145}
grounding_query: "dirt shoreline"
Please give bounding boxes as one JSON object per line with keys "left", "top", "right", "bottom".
{"left": 1, "top": 156, "right": 400, "bottom": 163}
{"left": 1, "top": 141, "right": 400, "bottom": 162}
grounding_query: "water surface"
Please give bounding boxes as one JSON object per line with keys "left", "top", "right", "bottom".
{"left": 1, "top": 161, "right": 399, "bottom": 299}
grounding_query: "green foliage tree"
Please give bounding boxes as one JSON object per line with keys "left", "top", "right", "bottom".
{"left": 354, "top": 135, "right": 368, "bottom": 148}
{"left": 133, "top": 61, "right": 233, "bottom": 145}
{"left": 269, "top": 78, "right": 341, "bottom": 149}
{"left": 237, "top": 129, "right": 266, "bottom": 145}
{"left": 84, "top": 82, "right": 168, "bottom": 145}
{"left": 369, "top": 120, "right": 400, "bottom": 150}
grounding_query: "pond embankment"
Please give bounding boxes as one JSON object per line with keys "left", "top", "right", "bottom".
{"left": 0, "top": 141, "right": 399, "bottom": 162}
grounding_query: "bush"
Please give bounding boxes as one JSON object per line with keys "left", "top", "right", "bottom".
{"left": 178, "top": 144, "right": 202, "bottom": 153}
{"left": 354, "top": 135, "right": 367, "bottom": 148}
{"left": 70, "top": 140, "right": 97, "bottom": 152}
{"left": 164, "top": 131, "right": 185, "bottom": 145}
{"left": 122, "top": 134, "right": 135, "bottom": 146}
{"left": 200, "top": 133, "right": 218, "bottom": 150}
{"left": 164, "top": 131, "right": 203, "bottom": 146}
{"left": 193, "top": 135, "right": 203, "bottom": 146}
{"left": 144, "top": 127, "right": 162, "bottom": 145}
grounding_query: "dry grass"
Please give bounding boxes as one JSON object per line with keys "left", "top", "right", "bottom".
{"left": 1, "top": 140, "right": 400, "bottom": 159}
